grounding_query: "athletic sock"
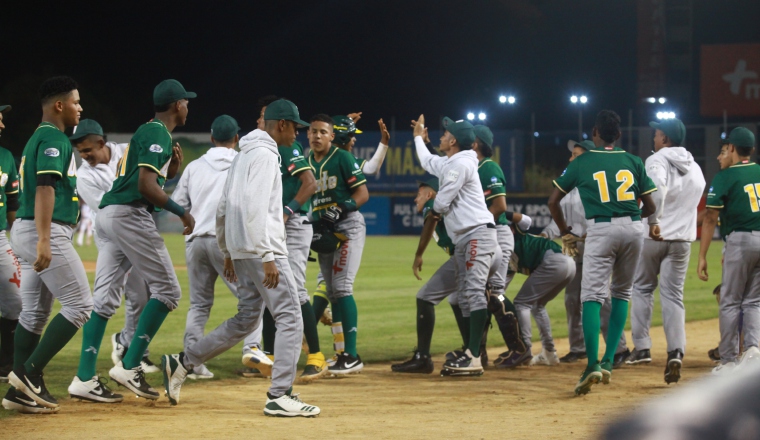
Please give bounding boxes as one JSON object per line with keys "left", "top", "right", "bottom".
{"left": 0, "top": 317, "right": 18, "bottom": 365}
{"left": 262, "top": 307, "right": 276, "bottom": 354}
{"left": 25, "top": 314, "right": 79, "bottom": 374}
{"left": 582, "top": 301, "right": 602, "bottom": 368}
{"left": 122, "top": 299, "right": 170, "bottom": 370}
{"left": 13, "top": 324, "right": 41, "bottom": 370}
{"left": 602, "top": 298, "right": 629, "bottom": 364}
{"left": 76, "top": 313, "right": 109, "bottom": 381}
{"left": 468, "top": 309, "right": 488, "bottom": 358}
{"left": 416, "top": 299, "right": 436, "bottom": 356}
{"left": 300, "top": 302, "right": 320, "bottom": 354}
{"left": 312, "top": 295, "right": 330, "bottom": 322}
{"left": 450, "top": 304, "right": 470, "bottom": 348}
{"left": 331, "top": 300, "right": 344, "bottom": 354}
{"left": 338, "top": 296, "right": 358, "bottom": 357}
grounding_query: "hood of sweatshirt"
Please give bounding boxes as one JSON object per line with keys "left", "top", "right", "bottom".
{"left": 453, "top": 149, "right": 479, "bottom": 164}
{"left": 658, "top": 146, "right": 693, "bottom": 175}
{"left": 239, "top": 129, "right": 278, "bottom": 155}
{"left": 202, "top": 146, "right": 237, "bottom": 171}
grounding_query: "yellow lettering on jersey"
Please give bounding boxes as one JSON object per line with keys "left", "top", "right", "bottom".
{"left": 316, "top": 171, "right": 337, "bottom": 193}
{"left": 19, "top": 157, "right": 25, "bottom": 192}
{"left": 593, "top": 171, "right": 610, "bottom": 203}
{"left": 118, "top": 144, "right": 130, "bottom": 177}
{"left": 67, "top": 154, "right": 77, "bottom": 177}
{"left": 743, "top": 183, "right": 760, "bottom": 213}
{"left": 616, "top": 170, "right": 635, "bottom": 201}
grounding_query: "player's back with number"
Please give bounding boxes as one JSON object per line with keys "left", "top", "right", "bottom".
{"left": 707, "top": 161, "right": 760, "bottom": 233}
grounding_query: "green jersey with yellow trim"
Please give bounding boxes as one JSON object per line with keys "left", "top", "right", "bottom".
{"left": 423, "top": 199, "right": 454, "bottom": 256}
{"left": 478, "top": 158, "right": 508, "bottom": 225}
{"left": 100, "top": 119, "right": 173, "bottom": 211}
{"left": 553, "top": 145, "right": 656, "bottom": 220}
{"left": 513, "top": 227, "right": 562, "bottom": 272}
{"left": 308, "top": 145, "right": 366, "bottom": 221}
{"left": 706, "top": 160, "right": 760, "bottom": 234}
{"left": 279, "top": 141, "right": 311, "bottom": 213}
{"left": 0, "top": 147, "right": 19, "bottom": 231}
{"left": 17, "top": 122, "right": 79, "bottom": 225}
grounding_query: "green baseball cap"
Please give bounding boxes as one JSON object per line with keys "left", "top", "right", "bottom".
{"left": 69, "top": 119, "right": 104, "bottom": 141}
{"left": 417, "top": 177, "right": 440, "bottom": 192}
{"left": 210, "top": 115, "right": 240, "bottom": 142}
{"left": 0, "top": 105, "right": 11, "bottom": 113}
{"left": 567, "top": 139, "right": 595, "bottom": 152}
{"left": 263, "top": 99, "right": 309, "bottom": 127}
{"left": 473, "top": 125, "right": 493, "bottom": 148}
{"left": 649, "top": 118, "right": 686, "bottom": 145}
{"left": 728, "top": 127, "right": 755, "bottom": 148}
{"left": 442, "top": 117, "right": 475, "bottom": 147}
{"left": 153, "top": 79, "right": 197, "bottom": 106}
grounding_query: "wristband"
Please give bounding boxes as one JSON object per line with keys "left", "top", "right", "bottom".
{"left": 504, "top": 211, "right": 515, "bottom": 222}
{"left": 285, "top": 199, "right": 302, "bottom": 216}
{"left": 164, "top": 199, "right": 186, "bottom": 217}
{"left": 339, "top": 198, "right": 358, "bottom": 213}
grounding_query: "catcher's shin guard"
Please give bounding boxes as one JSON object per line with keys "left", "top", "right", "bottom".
{"left": 487, "top": 291, "right": 527, "bottom": 354}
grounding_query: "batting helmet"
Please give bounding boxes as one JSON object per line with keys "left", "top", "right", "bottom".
{"left": 332, "top": 115, "right": 362, "bottom": 146}
{"left": 310, "top": 221, "right": 348, "bottom": 254}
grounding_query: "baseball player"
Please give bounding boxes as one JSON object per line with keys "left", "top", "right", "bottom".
{"left": 161, "top": 98, "right": 320, "bottom": 417}
{"left": 96, "top": 79, "right": 196, "bottom": 400}
{"left": 543, "top": 140, "right": 630, "bottom": 365}
{"left": 68, "top": 119, "right": 157, "bottom": 403}
{"left": 699, "top": 127, "right": 760, "bottom": 375}
{"left": 308, "top": 113, "right": 369, "bottom": 375}
{"left": 4, "top": 76, "right": 92, "bottom": 413}
{"left": 549, "top": 109, "right": 657, "bottom": 395}
{"left": 628, "top": 118, "right": 705, "bottom": 384}
{"left": 0, "top": 104, "right": 21, "bottom": 384}
{"left": 413, "top": 114, "right": 500, "bottom": 376}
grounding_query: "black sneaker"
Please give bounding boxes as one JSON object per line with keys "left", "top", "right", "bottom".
{"left": 328, "top": 352, "right": 364, "bottom": 375}
{"left": 708, "top": 346, "right": 720, "bottom": 363}
{"left": 391, "top": 351, "right": 434, "bottom": 374}
{"left": 445, "top": 347, "right": 466, "bottom": 361}
{"left": 443, "top": 348, "right": 483, "bottom": 373}
{"left": 493, "top": 350, "right": 532, "bottom": 369}
{"left": 664, "top": 349, "right": 683, "bottom": 384}
{"left": 625, "top": 348, "right": 652, "bottom": 365}
{"left": 559, "top": 351, "right": 587, "bottom": 363}
{"left": 8, "top": 367, "right": 58, "bottom": 408}
{"left": 2, "top": 387, "right": 59, "bottom": 414}
{"left": 613, "top": 349, "right": 631, "bottom": 368}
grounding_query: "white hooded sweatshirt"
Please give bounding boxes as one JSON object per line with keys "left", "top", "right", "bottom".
{"left": 172, "top": 146, "right": 237, "bottom": 241}
{"left": 216, "top": 129, "right": 288, "bottom": 262}
{"left": 643, "top": 146, "right": 706, "bottom": 241}
{"left": 76, "top": 142, "right": 127, "bottom": 220}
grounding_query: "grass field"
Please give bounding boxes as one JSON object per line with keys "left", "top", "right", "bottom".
{"left": 0, "top": 234, "right": 724, "bottom": 418}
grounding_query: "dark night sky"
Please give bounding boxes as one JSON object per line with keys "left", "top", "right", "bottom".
{"left": 2, "top": 0, "right": 759, "bottom": 153}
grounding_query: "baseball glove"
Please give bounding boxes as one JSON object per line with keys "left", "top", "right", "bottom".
{"left": 561, "top": 233, "right": 581, "bottom": 257}
{"left": 310, "top": 221, "right": 348, "bottom": 254}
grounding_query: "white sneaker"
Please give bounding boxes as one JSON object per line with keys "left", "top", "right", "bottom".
{"left": 187, "top": 363, "right": 214, "bottom": 380}
{"left": 109, "top": 362, "right": 159, "bottom": 400}
{"left": 111, "top": 333, "right": 126, "bottom": 366}
{"left": 530, "top": 348, "right": 560, "bottom": 366}
{"left": 161, "top": 354, "right": 189, "bottom": 406}
{"left": 242, "top": 347, "right": 273, "bottom": 377}
{"left": 68, "top": 376, "right": 124, "bottom": 403}
{"left": 140, "top": 357, "right": 161, "bottom": 374}
{"left": 737, "top": 346, "right": 760, "bottom": 371}
{"left": 712, "top": 361, "right": 737, "bottom": 376}
{"left": 264, "top": 393, "right": 320, "bottom": 418}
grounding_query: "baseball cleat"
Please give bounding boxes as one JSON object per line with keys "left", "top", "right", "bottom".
{"left": 2, "top": 388, "right": 59, "bottom": 414}
{"left": 712, "top": 361, "right": 736, "bottom": 376}
{"left": 391, "top": 351, "right": 434, "bottom": 374}
{"left": 109, "top": 362, "right": 159, "bottom": 400}
{"left": 707, "top": 346, "right": 721, "bottom": 363}
{"left": 442, "top": 349, "right": 483, "bottom": 375}
{"left": 625, "top": 348, "right": 652, "bottom": 365}
{"left": 299, "top": 352, "right": 329, "bottom": 383}
{"left": 559, "top": 351, "right": 587, "bottom": 363}
{"left": 187, "top": 363, "right": 214, "bottom": 380}
{"left": 111, "top": 333, "right": 126, "bottom": 366}
{"left": 664, "top": 350, "right": 683, "bottom": 384}
{"left": 329, "top": 352, "right": 364, "bottom": 375}
{"left": 320, "top": 308, "right": 333, "bottom": 327}
{"left": 445, "top": 347, "right": 466, "bottom": 361}
{"left": 326, "top": 353, "right": 339, "bottom": 367}
{"left": 264, "top": 392, "right": 320, "bottom": 418}
{"left": 599, "top": 361, "right": 613, "bottom": 384}
{"left": 140, "top": 356, "right": 161, "bottom": 374}
{"left": 68, "top": 376, "right": 123, "bottom": 403}
{"left": 493, "top": 350, "right": 532, "bottom": 368}
{"left": 613, "top": 349, "right": 631, "bottom": 368}
{"left": 237, "top": 367, "right": 265, "bottom": 378}
{"left": 242, "top": 347, "right": 273, "bottom": 378}
{"left": 161, "top": 353, "right": 188, "bottom": 405}
{"left": 574, "top": 365, "right": 603, "bottom": 396}
{"left": 8, "top": 367, "right": 58, "bottom": 409}
{"left": 530, "top": 348, "right": 560, "bottom": 366}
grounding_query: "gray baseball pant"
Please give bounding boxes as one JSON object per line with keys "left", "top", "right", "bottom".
{"left": 453, "top": 226, "right": 500, "bottom": 317}
{"left": 10, "top": 219, "right": 92, "bottom": 333}
{"left": 718, "top": 231, "right": 760, "bottom": 364}
{"left": 0, "top": 233, "right": 21, "bottom": 320}
{"left": 417, "top": 256, "right": 458, "bottom": 304}
{"left": 488, "top": 225, "right": 515, "bottom": 292}
{"left": 631, "top": 239, "right": 690, "bottom": 354}
{"left": 286, "top": 214, "right": 313, "bottom": 305}
{"left": 318, "top": 212, "right": 365, "bottom": 301}
{"left": 185, "top": 257, "right": 302, "bottom": 397}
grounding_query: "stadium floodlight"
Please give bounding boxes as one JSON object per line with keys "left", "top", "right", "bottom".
{"left": 646, "top": 97, "right": 657, "bottom": 103}
{"left": 499, "top": 95, "right": 507, "bottom": 103}
{"left": 533, "top": 131, "right": 540, "bottom": 137}
{"left": 579, "top": 95, "right": 588, "bottom": 104}
{"left": 658, "top": 97, "right": 667, "bottom": 104}
{"left": 656, "top": 111, "right": 676, "bottom": 120}
{"left": 466, "top": 112, "right": 475, "bottom": 121}
{"left": 570, "top": 95, "right": 579, "bottom": 104}
{"left": 478, "top": 112, "right": 486, "bottom": 121}
{"left": 507, "top": 96, "right": 516, "bottom": 104}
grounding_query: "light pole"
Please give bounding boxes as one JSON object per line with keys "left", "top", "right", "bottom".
{"left": 570, "top": 95, "right": 588, "bottom": 141}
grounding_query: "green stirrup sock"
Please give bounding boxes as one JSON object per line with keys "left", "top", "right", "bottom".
{"left": 416, "top": 299, "right": 436, "bottom": 356}
{"left": 262, "top": 308, "right": 276, "bottom": 354}
{"left": 300, "top": 302, "right": 321, "bottom": 353}
{"left": 602, "top": 298, "right": 629, "bottom": 365}
{"left": 312, "top": 295, "right": 330, "bottom": 322}
{"left": 468, "top": 309, "right": 488, "bottom": 357}
{"left": 582, "top": 301, "right": 602, "bottom": 368}
{"left": 122, "top": 299, "right": 170, "bottom": 370}
{"left": 338, "top": 296, "right": 358, "bottom": 357}
{"left": 450, "top": 304, "right": 470, "bottom": 347}
{"left": 13, "top": 324, "right": 41, "bottom": 371}
{"left": 25, "top": 314, "right": 79, "bottom": 374}
{"left": 77, "top": 313, "right": 109, "bottom": 381}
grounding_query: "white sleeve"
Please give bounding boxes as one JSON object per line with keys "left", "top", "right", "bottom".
{"left": 433, "top": 161, "right": 466, "bottom": 215}
{"left": 542, "top": 220, "right": 560, "bottom": 239}
{"left": 414, "top": 136, "right": 446, "bottom": 177}
{"left": 76, "top": 169, "right": 108, "bottom": 213}
{"left": 171, "top": 165, "right": 191, "bottom": 210}
{"left": 645, "top": 156, "right": 668, "bottom": 225}
{"left": 361, "top": 143, "right": 388, "bottom": 175}
{"left": 247, "top": 154, "right": 277, "bottom": 262}
{"left": 216, "top": 172, "right": 230, "bottom": 259}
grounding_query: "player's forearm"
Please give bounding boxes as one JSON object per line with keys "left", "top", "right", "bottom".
{"left": 289, "top": 172, "right": 317, "bottom": 213}
{"left": 699, "top": 213, "right": 718, "bottom": 259}
{"left": 488, "top": 196, "right": 507, "bottom": 224}
{"left": 138, "top": 178, "right": 170, "bottom": 208}
{"left": 640, "top": 193, "right": 656, "bottom": 219}
{"left": 415, "top": 217, "right": 437, "bottom": 257}
{"left": 350, "top": 185, "right": 369, "bottom": 209}
{"left": 34, "top": 186, "right": 55, "bottom": 239}
{"left": 361, "top": 143, "right": 388, "bottom": 175}
{"left": 6, "top": 211, "right": 16, "bottom": 230}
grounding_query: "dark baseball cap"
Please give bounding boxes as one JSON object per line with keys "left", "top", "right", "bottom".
{"left": 649, "top": 118, "right": 686, "bottom": 146}
{"left": 153, "top": 79, "right": 197, "bottom": 106}
{"left": 210, "top": 115, "right": 240, "bottom": 142}
{"left": 417, "top": 177, "right": 439, "bottom": 192}
{"left": 442, "top": 117, "right": 475, "bottom": 147}
{"left": 0, "top": 105, "right": 10, "bottom": 113}
{"left": 69, "top": 119, "right": 104, "bottom": 141}
{"left": 263, "top": 99, "right": 309, "bottom": 128}
{"left": 474, "top": 125, "right": 493, "bottom": 148}
{"left": 728, "top": 127, "right": 755, "bottom": 148}
{"left": 567, "top": 139, "right": 595, "bottom": 152}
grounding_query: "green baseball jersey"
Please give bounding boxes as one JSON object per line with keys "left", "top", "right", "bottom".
{"left": 553, "top": 145, "right": 656, "bottom": 219}
{"left": 279, "top": 141, "right": 311, "bottom": 213}
{"left": 513, "top": 227, "right": 561, "bottom": 272}
{"left": 355, "top": 156, "right": 367, "bottom": 171}
{"left": 308, "top": 145, "right": 366, "bottom": 221}
{"left": 706, "top": 161, "right": 760, "bottom": 234}
{"left": 478, "top": 158, "right": 508, "bottom": 225}
{"left": 0, "top": 147, "right": 19, "bottom": 231}
{"left": 100, "top": 119, "right": 173, "bottom": 210}
{"left": 17, "top": 122, "right": 79, "bottom": 225}
{"left": 423, "top": 199, "right": 454, "bottom": 256}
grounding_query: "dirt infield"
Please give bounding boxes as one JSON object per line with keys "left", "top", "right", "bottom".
{"left": 3, "top": 318, "right": 720, "bottom": 439}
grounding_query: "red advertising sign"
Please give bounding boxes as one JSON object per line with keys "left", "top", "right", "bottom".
{"left": 701, "top": 44, "right": 760, "bottom": 117}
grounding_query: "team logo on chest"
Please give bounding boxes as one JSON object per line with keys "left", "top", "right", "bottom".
{"left": 317, "top": 171, "right": 338, "bottom": 192}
